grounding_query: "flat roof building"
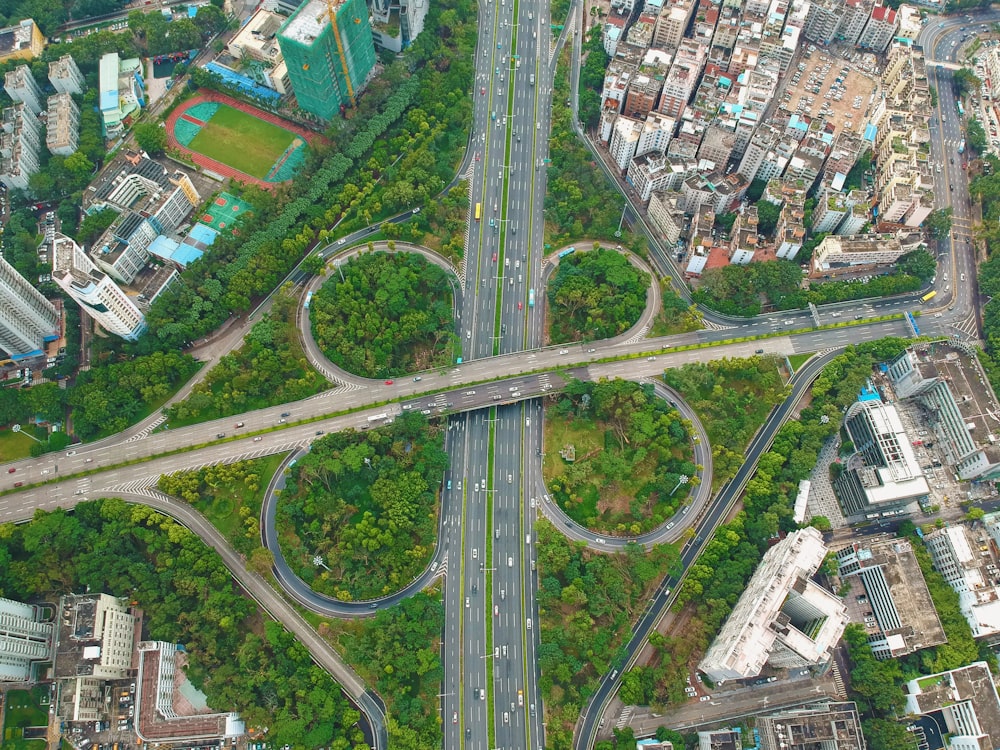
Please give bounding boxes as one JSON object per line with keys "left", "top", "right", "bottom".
{"left": 925, "top": 525, "right": 1000, "bottom": 638}
{"left": 48, "top": 54, "right": 86, "bottom": 96}
{"left": 757, "top": 703, "right": 866, "bottom": 750}
{"left": 4, "top": 64, "right": 43, "bottom": 115}
{"left": 834, "top": 399, "right": 930, "bottom": 518}
{"left": 54, "top": 593, "right": 137, "bottom": 683}
{"left": 698, "top": 528, "right": 848, "bottom": 683}
{"left": 99, "top": 53, "right": 145, "bottom": 139}
{"left": 46, "top": 93, "right": 80, "bottom": 156}
{"left": 835, "top": 537, "right": 946, "bottom": 659}
{"left": 0, "top": 596, "right": 54, "bottom": 682}
{"left": 277, "top": 0, "right": 377, "bottom": 121}
{"left": 0, "top": 20, "right": 44, "bottom": 64}
{"left": 905, "top": 662, "right": 1000, "bottom": 750}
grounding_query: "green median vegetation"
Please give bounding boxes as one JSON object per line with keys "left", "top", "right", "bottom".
{"left": 650, "top": 281, "right": 703, "bottom": 336}
{"left": 662, "top": 357, "right": 789, "bottom": 487}
{"left": 536, "top": 519, "right": 681, "bottom": 748}
{"left": 310, "top": 251, "right": 456, "bottom": 378}
{"left": 165, "top": 289, "right": 327, "bottom": 426}
{"left": 276, "top": 412, "right": 448, "bottom": 600}
{"left": 543, "top": 379, "right": 697, "bottom": 534}
{"left": 0, "top": 501, "right": 368, "bottom": 748}
{"left": 548, "top": 248, "right": 650, "bottom": 343}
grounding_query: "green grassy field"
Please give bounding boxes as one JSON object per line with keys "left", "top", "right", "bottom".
{"left": 0, "top": 428, "right": 39, "bottom": 461}
{"left": 187, "top": 104, "right": 295, "bottom": 179}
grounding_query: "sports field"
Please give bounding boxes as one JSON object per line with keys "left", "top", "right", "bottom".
{"left": 187, "top": 104, "right": 296, "bottom": 180}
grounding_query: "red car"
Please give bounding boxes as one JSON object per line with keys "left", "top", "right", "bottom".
{"left": 385, "top": 379, "right": 394, "bottom": 385}
{"left": 6, "top": 468, "right": 14, "bottom": 473}
{"left": 13, "top": 482, "right": 22, "bottom": 487}
{"left": 518, "top": 301, "right": 523, "bottom": 310}
{"left": 492, "top": 252, "right": 497, "bottom": 262}
{"left": 481, "top": 87, "right": 486, "bottom": 95}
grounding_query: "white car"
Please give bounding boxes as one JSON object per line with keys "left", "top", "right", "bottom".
{"left": 507, "top": 556, "right": 513, "bottom": 567}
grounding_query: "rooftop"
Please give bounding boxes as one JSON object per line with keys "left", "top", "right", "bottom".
{"left": 280, "top": 0, "right": 342, "bottom": 44}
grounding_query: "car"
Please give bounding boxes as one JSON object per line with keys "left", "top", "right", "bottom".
{"left": 559, "top": 349, "right": 569, "bottom": 354}
{"left": 596, "top": 538, "right": 606, "bottom": 544}
{"left": 466, "top": 728, "right": 472, "bottom": 739}
{"left": 465, "top": 390, "right": 476, "bottom": 395}
{"left": 647, "top": 356, "right": 656, "bottom": 361}
{"left": 66, "top": 450, "right": 76, "bottom": 456}
{"left": 494, "top": 604, "right": 499, "bottom": 616}
{"left": 253, "top": 436, "right": 263, "bottom": 442}
{"left": 492, "top": 252, "right": 498, "bottom": 262}
{"left": 413, "top": 376, "right": 422, "bottom": 381}
{"left": 511, "top": 391, "right": 521, "bottom": 397}
{"left": 473, "top": 548, "right": 478, "bottom": 559}
{"left": 278, "top": 418, "right": 286, "bottom": 423}
{"left": 7, "top": 468, "right": 14, "bottom": 473}
{"left": 474, "top": 688, "right": 480, "bottom": 699}
{"left": 755, "top": 349, "right": 765, "bottom": 354}
{"left": 13, "top": 481, "right": 22, "bottom": 487}
{"left": 217, "top": 433, "right": 226, "bottom": 439}
{"left": 85, "top": 458, "right": 93, "bottom": 463}
{"left": 508, "top": 556, "right": 513, "bottom": 567}
{"left": 337, "top": 238, "right": 346, "bottom": 245}
{"left": 315, "top": 430, "right": 325, "bottom": 435}
{"left": 503, "top": 711, "right": 509, "bottom": 724}
{"left": 385, "top": 379, "right": 394, "bottom": 385}
{"left": 481, "top": 87, "right": 486, "bottom": 94}
{"left": 700, "top": 695, "right": 711, "bottom": 702}
{"left": 518, "top": 690, "right": 523, "bottom": 707}
{"left": 518, "top": 301, "right": 523, "bottom": 310}
{"left": 587, "top": 348, "right": 596, "bottom": 353}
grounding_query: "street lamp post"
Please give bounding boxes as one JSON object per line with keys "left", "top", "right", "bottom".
{"left": 11, "top": 424, "right": 42, "bottom": 444}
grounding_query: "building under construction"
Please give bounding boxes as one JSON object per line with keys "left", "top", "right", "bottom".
{"left": 276, "top": 0, "right": 376, "bottom": 121}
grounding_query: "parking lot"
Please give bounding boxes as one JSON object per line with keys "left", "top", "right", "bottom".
{"left": 776, "top": 44, "right": 879, "bottom": 140}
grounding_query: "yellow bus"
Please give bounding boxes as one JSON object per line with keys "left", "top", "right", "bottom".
{"left": 921, "top": 290, "right": 936, "bottom": 303}
{"left": 475, "top": 203, "right": 482, "bottom": 221}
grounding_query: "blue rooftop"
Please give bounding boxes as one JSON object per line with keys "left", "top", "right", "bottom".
{"left": 98, "top": 53, "right": 119, "bottom": 112}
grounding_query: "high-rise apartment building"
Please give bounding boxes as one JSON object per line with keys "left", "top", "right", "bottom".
{"left": 0, "top": 596, "right": 54, "bottom": 682}
{"left": 46, "top": 93, "right": 80, "bottom": 156}
{"left": 51, "top": 233, "right": 147, "bottom": 341}
{"left": 48, "top": 54, "right": 85, "bottom": 95}
{"left": 277, "top": 0, "right": 377, "bottom": 121}
{"left": 4, "top": 64, "right": 43, "bottom": 114}
{"left": 0, "top": 102, "right": 41, "bottom": 191}
{"left": 0, "top": 253, "right": 59, "bottom": 357}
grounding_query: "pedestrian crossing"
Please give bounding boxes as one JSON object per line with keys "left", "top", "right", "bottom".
{"left": 829, "top": 661, "right": 846, "bottom": 698}
{"left": 125, "top": 415, "right": 167, "bottom": 443}
{"left": 623, "top": 325, "right": 650, "bottom": 345}
{"left": 615, "top": 706, "right": 634, "bottom": 730}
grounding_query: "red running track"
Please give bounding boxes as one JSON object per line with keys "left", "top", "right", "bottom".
{"left": 165, "top": 90, "right": 322, "bottom": 189}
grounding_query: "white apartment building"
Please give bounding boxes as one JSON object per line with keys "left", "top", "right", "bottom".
{"left": 838, "top": 193, "right": 871, "bottom": 235}
{"left": 648, "top": 190, "right": 686, "bottom": 245}
{"left": 838, "top": 0, "right": 872, "bottom": 46}
{"left": 0, "top": 102, "right": 40, "bottom": 190}
{"left": 627, "top": 152, "right": 677, "bottom": 201}
{"left": 925, "top": 526, "right": 1000, "bottom": 638}
{"left": 609, "top": 116, "right": 645, "bottom": 171}
{"left": 858, "top": 4, "right": 898, "bottom": 53}
{"left": 774, "top": 201, "right": 805, "bottom": 259}
{"left": 46, "top": 92, "right": 79, "bottom": 156}
{"left": 48, "top": 54, "right": 85, "bottom": 95}
{"left": 0, "top": 253, "right": 58, "bottom": 357}
{"left": 638, "top": 111, "right": 676, "bottom": 156}
{"left": 0, "top": 596, "right": 54, "bottom": 682}
{"left": 4, "top": 64, "right": 43, "bottom": 114}
{"left": 698, "top": 528, "right": 848, "bottom": 683}
{"left": 52, "top": 232, "right": 147, "bottom": 341}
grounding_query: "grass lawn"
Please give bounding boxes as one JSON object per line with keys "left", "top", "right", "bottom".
{"left": 788, "top": 352, "right": 814, "bottom": 371}
{"left": 187, "top": 105, "right": 295, "bottom": 179}
{"left": 4, "top": 687, "right": 48, "bottom": 728}
{"left": 190, "top": 453, "right": 287, "bottom": 554}
{"left": 0, "top": 429, "right": 39, "bottom": 461}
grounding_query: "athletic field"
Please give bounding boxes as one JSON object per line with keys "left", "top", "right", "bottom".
{"left": 185, "top": 104, "right": 296, "bottom": 179}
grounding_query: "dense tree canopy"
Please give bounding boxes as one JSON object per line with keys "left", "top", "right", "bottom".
{"left": 0, "top": 501, "right": 368, "bottom": 747}
{"left": 548, "top": 248, "right": 649, "bottom": 342}
{"left": 310, "top": 252, "right": 455, "bottom": 378}
{"left": 545, "top": 379, "right": 696, "bottom": 533}
{"left": 277, "top": 412, "right": 448, "bottom": 599}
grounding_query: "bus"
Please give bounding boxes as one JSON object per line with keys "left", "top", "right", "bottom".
{"left": 957, "top": 101, "right": 965, "bottom": 116}
{"left": 304, "top": 291, "right": 313, "bottom": 309}
{"left": 368, "top": 412, "right": 390, "bottom": 423}
{"left": 475, "top": 203, "right": 482, "bottom": 221}
{"left": 558, "top": 247, "right": 575, "bottom": 258}
{"left": 921, "top": 290, "right": 937, "bottom": 303}
{"left": 528, "top": 288, "right": 535, "bottom": 307}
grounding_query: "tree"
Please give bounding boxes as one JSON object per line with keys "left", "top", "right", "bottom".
{"left": 968, "top": 119, "right": 988, "bottom": 153}
{"left": 75, "top": 208, "right": 118, "bottom": 245}
{"left": 863, "top": 720, "right": 918, "bottom": 750}
{"left": 924, "top": 208, "right": 953, "bottom": 240}
{"left": 953, "top": 68, "right": 982, "bottom": 98}
{"left": 134, "top": 122, "right": 167, "bottom": 156}
{"left": 896, "top": 248, "right": 936, "bottom": 283}
{"left": 756, "top": 201, "right": 781, "bottom": 236}
{"left": 300, "top": 254, "right": 326, "bottom": 276}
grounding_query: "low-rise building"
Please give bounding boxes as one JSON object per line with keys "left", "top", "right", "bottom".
{"left": 757, "top": 703, "right": 865, "bottom": 750}
{"left": 698, "top": 527, "right": 848, "bottom": 683}
{"left": 698, "top": 730, "right": 742, "bottom": 750}
{"left": 835, "top": 537, "right": 946, "bottom": 658}
{"left": 811, "top": 234, "right": 905, "bottom": 276}
{"left": 904, "top": 662, "right": 1000, "bottom": 747}
{"left": 99, "top": 53, "right": 145, "bottom": 139}
{"left": 0, "top": 19, "right": 44, "bottom": 64}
